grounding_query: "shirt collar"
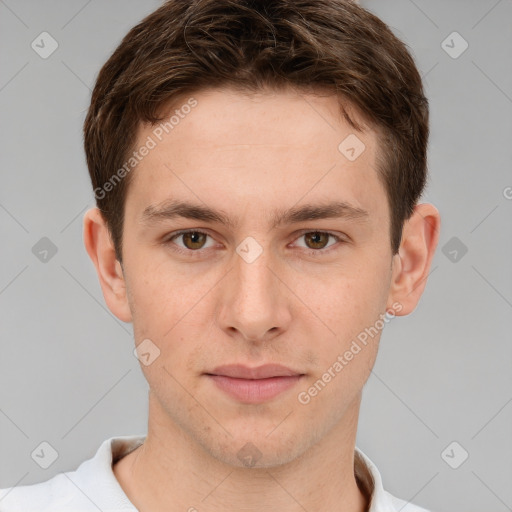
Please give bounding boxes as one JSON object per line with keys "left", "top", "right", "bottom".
{"left": 354, "top": 446, "right": 402, "bottom": 511}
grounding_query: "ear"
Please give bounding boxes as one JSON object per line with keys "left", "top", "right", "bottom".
{"left": 83, "top": 208, "right": 132, "bottom": 323}
{"left": 386, "top": 203, "right": 440, "bottom": 316}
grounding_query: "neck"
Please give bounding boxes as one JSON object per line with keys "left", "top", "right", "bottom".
{"left": 114, "top": 392, "right": 369, "bottom": 512}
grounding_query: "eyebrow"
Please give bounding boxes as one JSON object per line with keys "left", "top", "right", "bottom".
{"left": 140, "top": 199, "right": 369, "bottom": 230}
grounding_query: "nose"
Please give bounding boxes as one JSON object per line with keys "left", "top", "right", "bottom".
{"left": 216, "top": 239, "right": 292, "bottom": 344}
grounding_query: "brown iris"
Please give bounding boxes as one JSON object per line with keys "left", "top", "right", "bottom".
{"left": 304, "top": 232, "right": 330, "bottom": 250}
{"left": 182, "top": 232, "right": 208, "bottom": 250}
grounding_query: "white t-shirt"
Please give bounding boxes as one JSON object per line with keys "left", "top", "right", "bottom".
{"left": 0, "top": 435, "right": 429, "bottom": 512}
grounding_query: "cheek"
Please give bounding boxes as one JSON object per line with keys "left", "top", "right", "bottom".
{"left": 293, "top": 275, "right": 384, "bottom": 417}
{"left": 125, "top": 259, "right": 224, "bottom": 380}
{"left": 125, "top": 254, "right": 212, "bottom": 336}
{"left": 293, "top": 257, "right": 391, "bottom": 336}
{"left": 292, "top": 257, "right": 391, "bottom": 390}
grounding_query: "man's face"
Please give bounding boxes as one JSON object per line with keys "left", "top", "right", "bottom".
{"left": 121, "top": 87, "right": 396, "bottom": 467}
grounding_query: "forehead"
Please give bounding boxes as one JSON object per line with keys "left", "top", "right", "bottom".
{"left": 125, "top": 87, "right": 387, "bottom": 227}
{"left": 149, "top": 86, "right": 371, "bottom": 150}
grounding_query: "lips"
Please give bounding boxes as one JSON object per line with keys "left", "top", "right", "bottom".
{"left": 205, "top": 364, "right": 305, "bottom": 403}
{"left": 207, "top": 364, "right": 302, "bottom": 380}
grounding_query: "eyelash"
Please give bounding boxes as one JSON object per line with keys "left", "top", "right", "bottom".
{"left": 164, "top": 229, "right": 346, "bottom": 258}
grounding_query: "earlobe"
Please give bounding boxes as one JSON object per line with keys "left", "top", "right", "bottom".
{"left": 83, "top": 208, "right": 132, "bottom": 323}
{"left": 387, "top": 203, "right": 441, "bottom": 316}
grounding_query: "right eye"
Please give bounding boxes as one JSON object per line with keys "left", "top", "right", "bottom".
{"left": 164, "top": 229, "right": 218, "bottom": 255}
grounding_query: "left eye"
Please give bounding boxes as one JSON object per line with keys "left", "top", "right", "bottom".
{"left": 293, "top": 231, "right": 340, "bottom": 251}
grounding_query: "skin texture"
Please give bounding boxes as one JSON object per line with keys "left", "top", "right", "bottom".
{"left": 83, "top": 87, "right": 440, "bottom": 512}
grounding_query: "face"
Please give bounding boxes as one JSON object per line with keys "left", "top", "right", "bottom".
{"left": 118, "top": 87, "right": 398, "bottom": 467}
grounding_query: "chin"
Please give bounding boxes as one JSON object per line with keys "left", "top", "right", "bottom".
{"left": 197, "top": 426, "right": 313, "bottom": 469}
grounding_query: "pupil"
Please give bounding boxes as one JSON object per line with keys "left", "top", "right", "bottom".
{"left": 185, "top": 232, "right": 205, "bottom": 249}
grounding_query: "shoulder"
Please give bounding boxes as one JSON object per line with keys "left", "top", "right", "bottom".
{"left": 384, "top": 490, "right": 431, "bottom": 512}
{"left": 0, "top": 435, "right": 144, "bottom": 512}
{"left": 354, "top": 446, "right": 431, "bottom": 512}
{"left": 0, "top": 471, "right": 91, "bottom": 511}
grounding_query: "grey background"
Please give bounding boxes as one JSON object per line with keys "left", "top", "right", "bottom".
{"left": 0, "top": 1, "right": 511, "bottom": 511}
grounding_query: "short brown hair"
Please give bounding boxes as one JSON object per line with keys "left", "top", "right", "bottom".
{"left": 84, "top": 0, "right": 429, "bottom": 262}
